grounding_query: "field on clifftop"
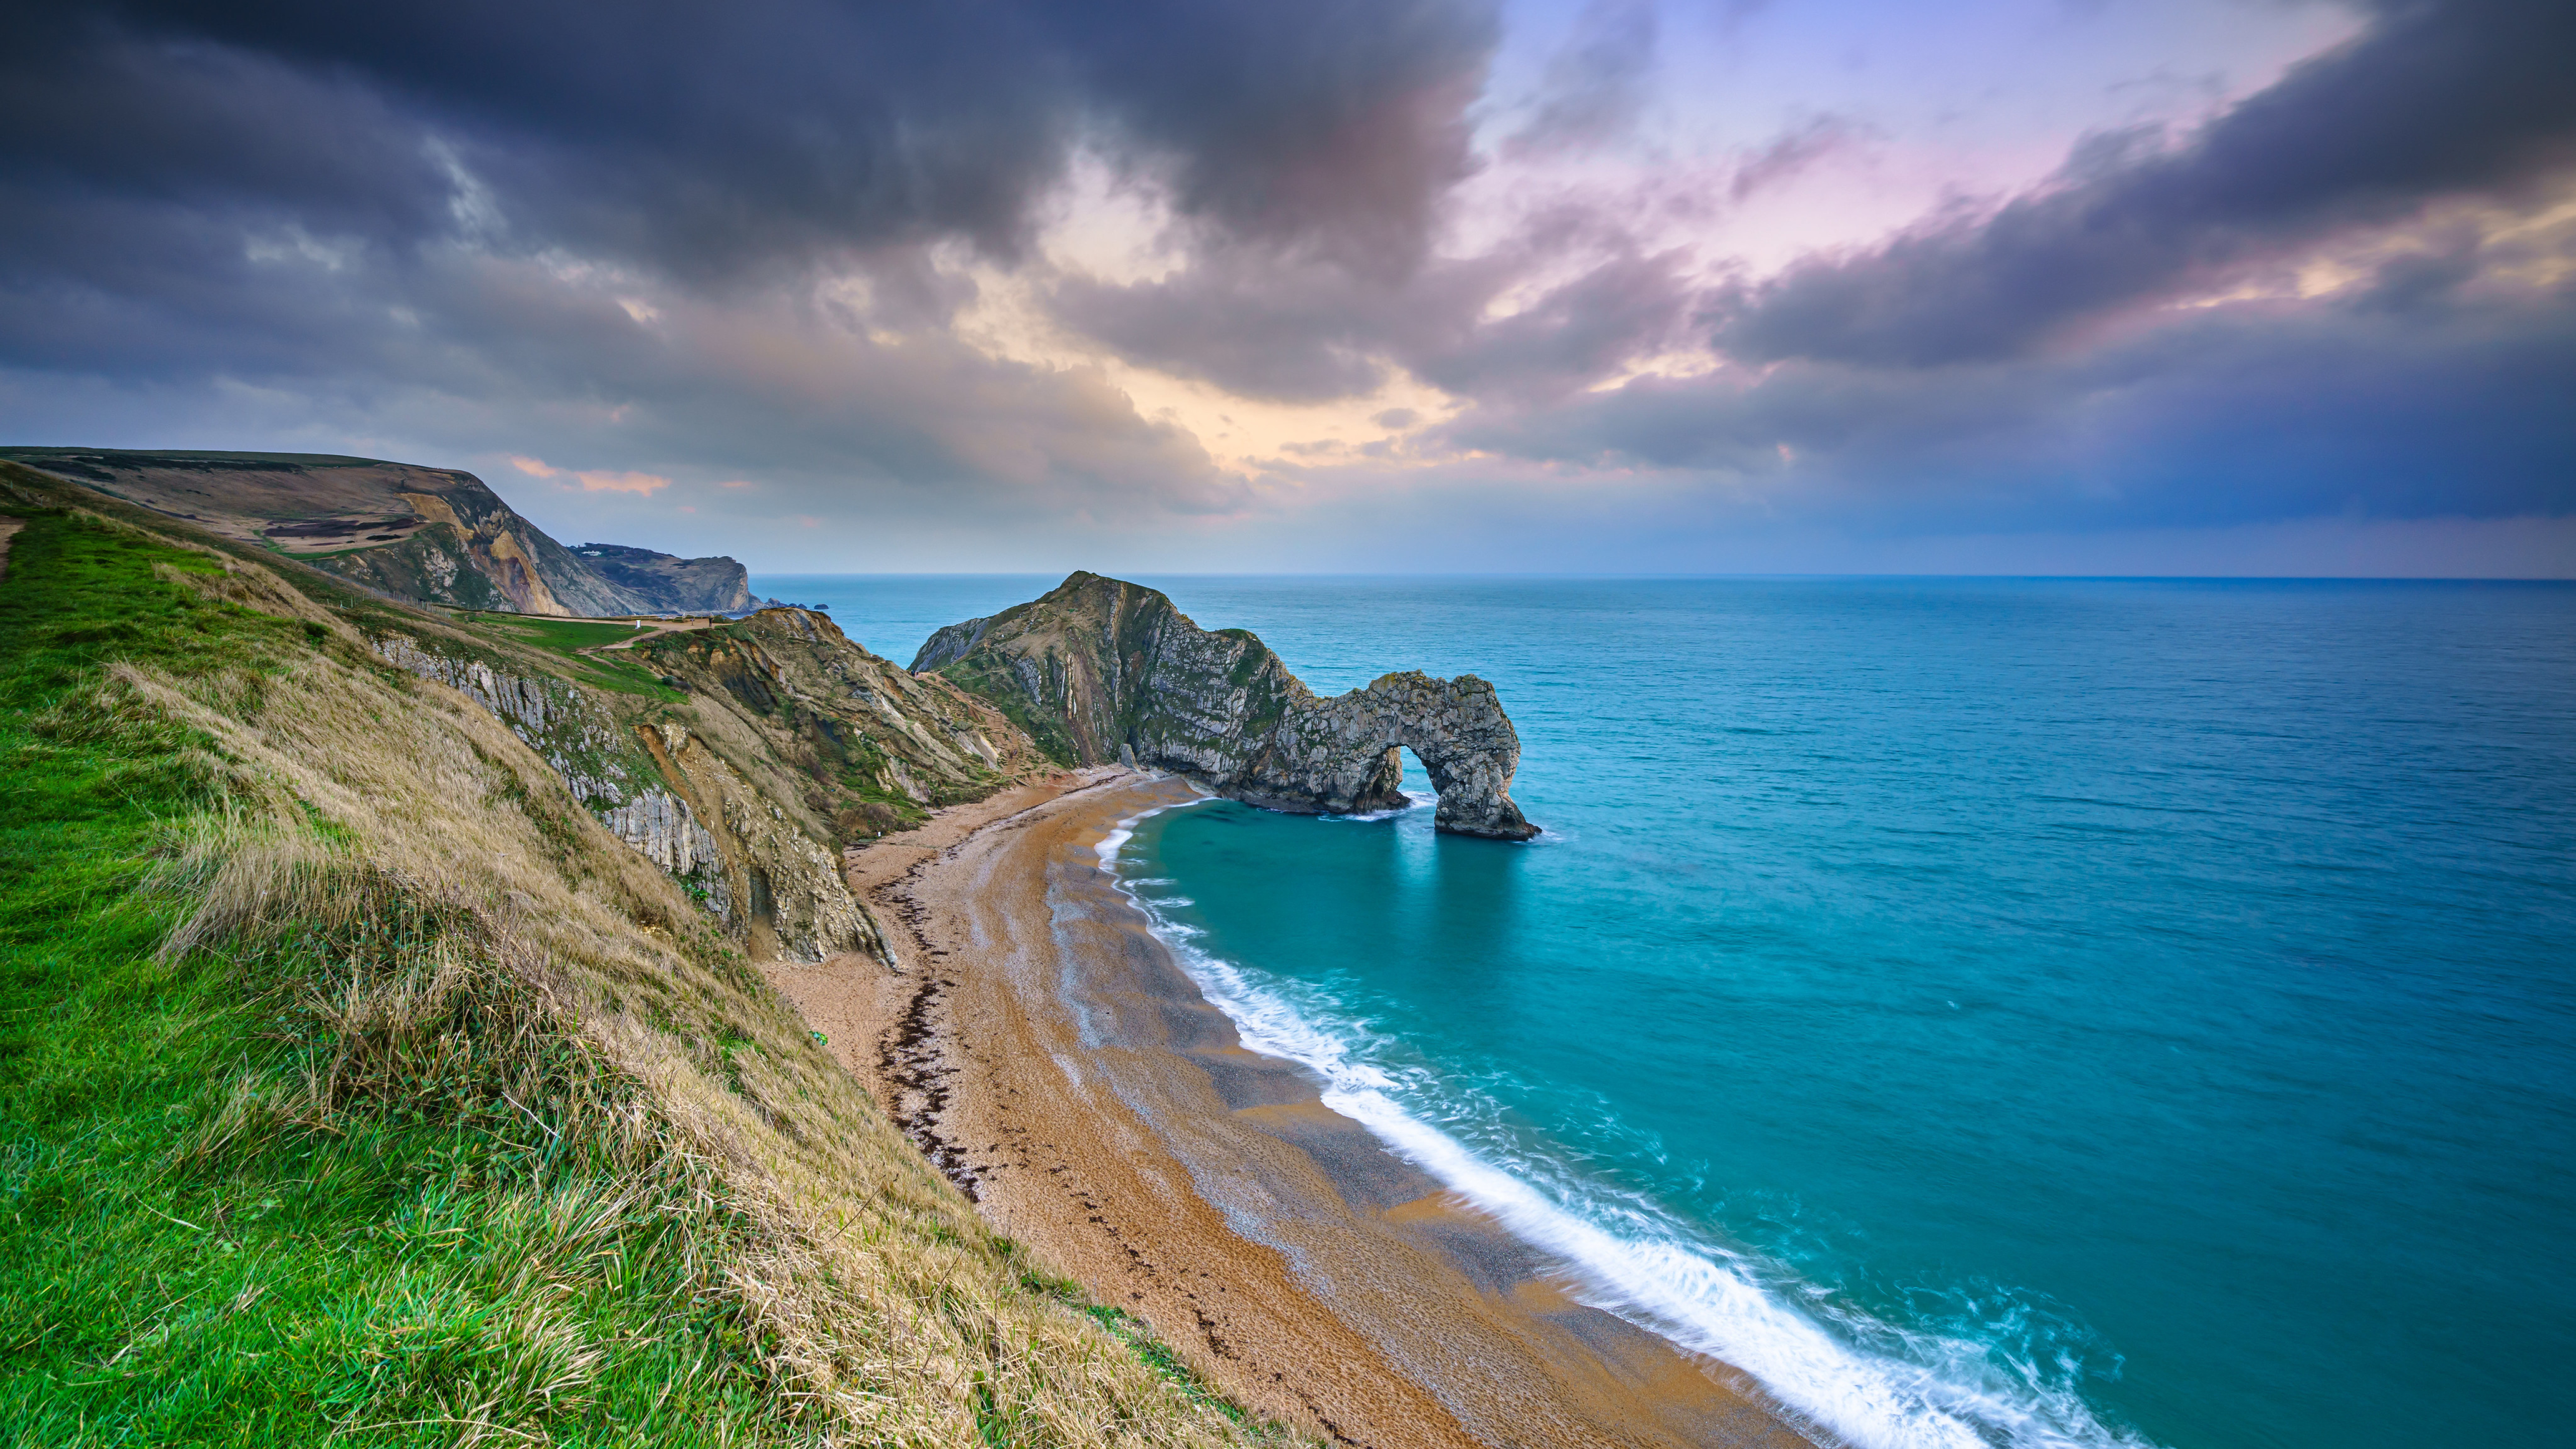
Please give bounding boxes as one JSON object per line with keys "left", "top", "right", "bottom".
{"left": 0, "top": 464, "right": 1289, "bottom": 1447}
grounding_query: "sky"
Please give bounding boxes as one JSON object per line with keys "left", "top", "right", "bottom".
{"left": 5, "top": 0, "right": 2571, "bottom": 575}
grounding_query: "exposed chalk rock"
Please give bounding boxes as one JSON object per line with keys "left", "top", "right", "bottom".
{"left": 654, "top": 729, "right": 884, "bottom": 962}
{"left": 371, "top": 635, "right": 638, "bottom": 803}
{"left": 598, "top": 788, "right": 729, "bottom": 919}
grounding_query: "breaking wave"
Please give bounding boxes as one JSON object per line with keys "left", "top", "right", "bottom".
{"left": 1094, "top": 803, "right": 2161, "bottom": 1449}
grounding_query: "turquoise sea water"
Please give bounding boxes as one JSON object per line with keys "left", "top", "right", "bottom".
{"left": 762, "top": 574, "right": 2576, "bottom": 1449}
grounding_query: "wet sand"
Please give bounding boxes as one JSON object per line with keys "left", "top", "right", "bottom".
{"left": 768, "top": 769, "right": 1819, "bottom": 1449}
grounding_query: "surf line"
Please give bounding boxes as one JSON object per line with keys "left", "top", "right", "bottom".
{"left": 1091, "top": 795, "right": 2160, "bottom": 1449}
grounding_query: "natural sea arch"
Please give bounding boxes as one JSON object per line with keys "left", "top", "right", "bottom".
{"left": 1227, "top": 672, "right": 1539, "bottom": 841}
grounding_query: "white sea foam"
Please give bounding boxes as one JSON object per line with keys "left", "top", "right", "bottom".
{"left": 1320, "top": 788, "right": 1436, "bottom": 823}
{"left": 1094, "top": 806, "right": 2161, "bottom": 1449}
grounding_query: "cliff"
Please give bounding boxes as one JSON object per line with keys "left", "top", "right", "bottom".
{"left": 2, "top": 447, "right": 1050, "bottom": 960}
{"left": 357, "top": 604, "right": 1048, "bottom": 965}
{"left": 0, "top": 459, "right": 1274, "bottom": 1445}
{"left": 915, "top": 571, "right": 1540, "bottom": 839}
{"left": 574, "top": 540, "right": 753, "bottom": 612}
{"left": 633, "top": 606, "right": 1048, "bottom": 815}
{"left": 0, "top": 447, "right": 742, "bottom": 617}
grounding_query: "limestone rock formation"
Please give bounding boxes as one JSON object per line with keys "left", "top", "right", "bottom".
{"left": 637, "top": 722, "right": 882, "bottom": 963}
{"left": 635, "top": 607, "right": 1049, "bottom": 816}
{"left": 915, "top": 573, "right": 1539, "bottom": 839}
{"left": 599, "top": 789, "right": 724, "bottom": 899}
{"left": 370, "top": 636, "right": 747, "bottom": 924}
{"left": 371, "top": 634, "right": 647, "bottom": 804}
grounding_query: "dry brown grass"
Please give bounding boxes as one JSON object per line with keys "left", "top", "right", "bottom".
{"left": 152, "top": 555, "right": 352, "bottom": 636}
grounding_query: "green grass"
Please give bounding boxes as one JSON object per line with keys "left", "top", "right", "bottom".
{"left": 445, "top": 614, "right": 682, "bottom": 701}
{"left": 1076, "top": 1309, "right": 1245, "bottom": 1426}
{"left": 474, "top": 618, "right": 659, "bottom": 654}
{"left": 0, "top": 514, "right": 792, "bottom": 1446}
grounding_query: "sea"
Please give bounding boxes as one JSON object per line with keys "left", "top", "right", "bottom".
{"left": 758, "top": 573, "right": 2576, "bottom": 1449}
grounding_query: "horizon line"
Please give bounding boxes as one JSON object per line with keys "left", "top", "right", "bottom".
{"left": 744, "top": 570, "right": 2576, "bottom": 584}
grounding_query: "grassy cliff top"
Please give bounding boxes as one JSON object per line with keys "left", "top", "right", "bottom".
{"left": 0, "top": 446, "right": 400, "bottom": 467}
{"left": 0, "top": 463, "right": 1291, "bottom": 1448}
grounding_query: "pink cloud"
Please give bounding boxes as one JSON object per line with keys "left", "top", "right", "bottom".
{"left": 717, "top": 478, "right": 755, "bottom": 490}
{"left": 505, "top": 454, "right": 670, "bottom": 495}
{"left": 572, "top": 469, "right": 672, "bottom": 495}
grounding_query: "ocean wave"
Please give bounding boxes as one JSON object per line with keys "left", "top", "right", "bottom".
{"left": 1096, "top": 807, "right": 2160, "bottom": 1449}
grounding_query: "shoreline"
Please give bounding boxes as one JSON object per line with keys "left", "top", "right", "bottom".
{"left": 771, "top": 768, "right": 1816, "bottom": 1448}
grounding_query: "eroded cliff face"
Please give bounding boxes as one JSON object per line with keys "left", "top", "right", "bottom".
{"left": 363, "top": 607, "right": 1052, "bottom": 962}
{"left": 637, "top": 721, "right": 881, "bottom": 964}
{"left": 598, "top": 789, "right": 726, "bottom": 911}
{"left": 370, "top": 635, "right": 653, "bottom": 804}
{"left": 636, "top": 608, "right": 1050, "bottom": 827}
{"left": 368, "top": 634, "right": 756, "bottom": 934}
{"left": 916, "top": 573, "right": 1539, "bottom": 839}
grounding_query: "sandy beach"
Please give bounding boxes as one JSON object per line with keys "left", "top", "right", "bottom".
{"left": 766, "top": 768, "right": 1818, "bottom": 1449}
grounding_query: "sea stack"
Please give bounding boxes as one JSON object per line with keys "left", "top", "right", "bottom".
{"left": 914, "top": 571, "right": 1540, "bottom": 839}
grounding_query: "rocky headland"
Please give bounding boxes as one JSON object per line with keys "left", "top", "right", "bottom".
{"left": 915, "top": 571, "right": 1541, "bottom": 839}
{"left": 571, "top": 540, "right": 754, "bottom": 612}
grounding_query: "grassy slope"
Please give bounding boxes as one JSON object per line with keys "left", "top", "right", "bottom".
{"left": 0, "top": 514, "right": 775, "bottom": 1446}
{"left": 0, "top": 489, "right": 1287, "bottom": 1448}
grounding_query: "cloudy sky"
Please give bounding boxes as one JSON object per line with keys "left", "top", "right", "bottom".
{"left": 6, "top": 0, "right": 2571, "bottom": 574}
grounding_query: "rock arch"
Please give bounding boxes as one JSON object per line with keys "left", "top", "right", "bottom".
{"left": 1235, "top": 672, "right": 1538, "bottom": 839}
{"left": 915, "top": 574, "right": 1541, "bottom": 840}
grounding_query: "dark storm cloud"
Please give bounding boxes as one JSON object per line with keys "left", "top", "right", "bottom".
{"left": 7, "top": 0, "right": 2569, "bottom": 564}
{"left": 1051, "top": 0, "right": 2576, "bottom": 449}
{"left": 0, "top": 0, "right": 1496, "bottom": 516}
{"left": 1407, "top": 243, "right": 1692, "bottom": 403}
{"left": 1050, "top": 251, "right": 1501, "bottom": 402}
{"left": 1715, "top": 0, "right": 2576, "bottom": 366}
{"left": 7, "top": 1, "right": 1498, "bottom": 279}
{"left": 1075, "top": 0, "right": 1496, "bottom": 277}
{"left": 1, "top": 224, "right": 1235, "bottom": 517}
{"left": 1366, "top": 0, "right": 2576, "bottom": 539}
{"left": 0, "top": 15, "right": 446, "bottom": 247}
